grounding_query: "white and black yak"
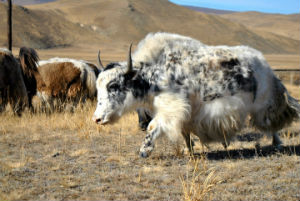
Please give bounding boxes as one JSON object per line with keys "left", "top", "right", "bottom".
{"left": 92, "top": 32, "right": 300, "bottom": 157}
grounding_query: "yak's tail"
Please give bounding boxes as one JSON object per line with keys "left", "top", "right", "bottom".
{"left": 19, "top": 47, "right": 39, "bottom": 77}
{"left": 80, "top": 63, "right": 97, "bottom": 99}
{"left": 251, "top": 77, "right": 299, "bottom": 132}
{"left": 286, "top": 91, "right": 300, "bottom": 118}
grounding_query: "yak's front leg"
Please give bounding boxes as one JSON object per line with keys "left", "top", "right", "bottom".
{"left": 139, "top": 92, "right": 191, "bottom": 158}
{"left": 139, "top": 119, "right": 162, "bottom": 158}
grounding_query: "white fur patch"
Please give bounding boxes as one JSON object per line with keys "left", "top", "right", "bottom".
{"left": 0, "top": 48, "right": 12, "bottom": 55}
{"left": 133, "top": 32, "right": 203, "bottom": 66}
{"left": 133, "top": 32, "right": 204, "bottom": 66}
{"left": 152, "top": 92, "right": 191, "bottom": 142}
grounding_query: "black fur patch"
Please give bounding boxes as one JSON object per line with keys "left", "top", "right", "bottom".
{"left": 106, "top": 78, "right": 127, "bottom": 104}
{"left": 150, "top": 84, "right": 160, "bottom": 93}
{"left": 104, "top": 62, "right": 120, "bottom": 71}
{"left": 220, "top": 58, "right": 240, "bottom": 69}
{"left": 127, "top": 75, "right": 150, "bottom": 99}
{"left": 137, "top": 108, "right": 152, "bottom": 131}
{"left": 234, "top": 71, "right": 257, "bottom": 101}
{"left": 203, "top": 93, "right": 223, "bottom": 101}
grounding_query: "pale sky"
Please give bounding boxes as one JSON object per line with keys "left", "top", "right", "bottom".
{"left": 169, "top": 0, "right": 300, "bottom": 14}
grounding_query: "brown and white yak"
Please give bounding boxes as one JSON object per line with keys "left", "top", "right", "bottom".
{"left": 0, "top": 47, "right": 41, "bottom": 115}
{"left": 92, "top": 32, "right": 300, "bottom": 158}
{"left": 36, "top": 56, "right": 101, "bottom": 112}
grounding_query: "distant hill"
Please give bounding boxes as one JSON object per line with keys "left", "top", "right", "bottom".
{"left": 1, "top": 0, "right": 299, "bottom": 54}
{"left": 221, "top": 12, "right": 300, "bottom": 41}
{"left": 11, "top": 0, "right": 56, "bottom": 5}
{"left": 184, "top": 5, "right": 235, "bottom": 15}
{"left": 0, "top": 2, "right": 104, "bottom": 48}
{"left": 176, "top": 4, "right": 300, "bottom": 42}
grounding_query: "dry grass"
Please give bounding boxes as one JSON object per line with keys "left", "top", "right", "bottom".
{"left": 180, "top": 158, "right": 221, "bottom": 201}
{"left": 265, "top": 54, "right": 300, "bottom": 69}
{"left": 0, "top": 91, "right": 300, "bottom": 201}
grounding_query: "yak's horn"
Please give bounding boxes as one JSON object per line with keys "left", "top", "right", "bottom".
{"left": 126, "top": 44, "right": 133, "bottom": 74}
{"left": 97, "top": 50, "right": 104, "bottom": 69}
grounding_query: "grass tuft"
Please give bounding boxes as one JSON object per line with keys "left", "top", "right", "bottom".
{"left": 180, "top": 158, "right": 222, "bottom": 201}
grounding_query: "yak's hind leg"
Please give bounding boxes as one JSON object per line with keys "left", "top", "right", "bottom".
{"left": 0, "top": 88, "right": 8, "bottom": 113}
{"left": 183, "top": 132, "right": 195, "bottom": 155}
{"left": 252, "top": 77, "right": 300, "bottom": 149}
{"left": 272, "top": 132, "right": 283, "bottom": 148}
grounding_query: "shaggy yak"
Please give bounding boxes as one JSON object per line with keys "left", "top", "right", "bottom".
{"left": 36, "top": 56, "right": 101, "bottom": 112}
{"left": 92, "top": 32, "right": 300, "bottom": 157}
{"left": 0, "top": 47, "right": 41, "bottom": 115}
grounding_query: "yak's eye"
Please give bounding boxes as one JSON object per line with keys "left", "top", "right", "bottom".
{"left": 107, "top": 82, "right": 120, "bottom": 91}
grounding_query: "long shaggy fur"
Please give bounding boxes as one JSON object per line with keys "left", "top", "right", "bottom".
{"left": 131, "top": 32, "right": 300, "bottom": 140}
{"left": 93, "top": 32, "right": 300, "bottom": 156}
{"left": 18, "top": 47, "right": 41, "bottom": 110}
{"left": 133, "top": 32, "right": 204, "bottom": 66}
{"left": 19, "top": 47, "right": 39, "bottom": 77}
{"left": 151, "top": 92, "right": 191, "bottom": 142}
{"left": 0, "top": 48, "right": 28, "bottom": 115}
{"left": 251, "top": 77, "right": 300, "bottom": 132}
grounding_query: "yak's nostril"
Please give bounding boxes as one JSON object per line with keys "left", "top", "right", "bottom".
{"left": 95, "top": 118, "right": 101, "bottom": 124}
{"left": 92, "top": 115, "right": 102, "bottom": 124}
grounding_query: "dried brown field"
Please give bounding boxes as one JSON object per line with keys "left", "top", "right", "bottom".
{"left": 1, "top": 49, "right": 300, "bottom": 200}
{"left": 264, "top": 54, "right": 300, "bottom": 70}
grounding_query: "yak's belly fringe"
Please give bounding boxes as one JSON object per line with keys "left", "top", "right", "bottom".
{"left": 195, "top": 112, "right": 244, "bottom": 144}
{"left": 193, "top": 96, "right": 247, "bottom": 144}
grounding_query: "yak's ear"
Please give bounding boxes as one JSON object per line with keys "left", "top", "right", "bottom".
{"left": 124, "top": 69, "right": 137, "bottom": 81}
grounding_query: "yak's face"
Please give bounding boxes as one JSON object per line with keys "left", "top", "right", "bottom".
{"left": 92, "top": 63, "right": 137, "bottom": 124}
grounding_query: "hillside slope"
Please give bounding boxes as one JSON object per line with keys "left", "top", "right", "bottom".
{"left": 2, "top": 0, "right": 299, "bottom": 54}
{"left": 221, "top": 12, "right": 300, "bottom": 41}
{"left": 0, "top": 3, "right": 104, "bottom": 48}
{"left": 27, "top": 0, "right": 299, "bottom": 53}
{"left": 184, "top": 5, "right": 236, "bottom": 14}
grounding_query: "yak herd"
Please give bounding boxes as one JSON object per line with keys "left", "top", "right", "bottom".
{"left": 1, "top": 32, "right": 300, "bottom": 157}
{"left": 0, "top": 45, "right": 150, "bottom": 132}
{"left": 0, "top": 47, "right": 101, "bottom": 114}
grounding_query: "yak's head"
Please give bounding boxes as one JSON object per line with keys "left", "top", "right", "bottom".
{"left": 93, "top": 45, "right": 150, "bottom": 125}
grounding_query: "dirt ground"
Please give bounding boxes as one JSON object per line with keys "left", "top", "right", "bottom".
{"left": 0, "top": 104, "right": 299, "bottom": 201}
{"left": 1, "top": 50, "right": 300, "bottom": 201}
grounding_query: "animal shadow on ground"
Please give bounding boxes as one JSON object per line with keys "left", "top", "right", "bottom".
{"left": 194, "top": 132, "right": 300, "bottom": 160}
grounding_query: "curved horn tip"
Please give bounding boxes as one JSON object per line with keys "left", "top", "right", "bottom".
{"left": 97, "top": 49, "right": 104, "bottom": 69}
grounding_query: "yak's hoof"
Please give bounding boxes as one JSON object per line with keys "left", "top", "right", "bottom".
{"left": 222, "top": 142, "right": 230, "bottom": 149}
{"left": 273, "top": 144, "right": 283, "bottom": 151}
{"left": 140, "top": 152, "right": 149, "bottom": 158}
{"left": 139, "top": 123, "right": 148, "bottom": 131}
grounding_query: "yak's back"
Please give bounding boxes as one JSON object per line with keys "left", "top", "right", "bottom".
{"left": 133, "top": 32, "right": 205, "bottom": 66}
